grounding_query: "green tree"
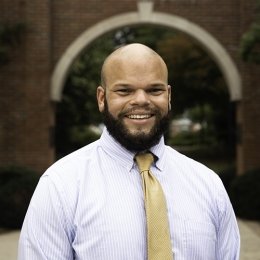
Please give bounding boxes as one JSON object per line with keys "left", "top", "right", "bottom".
{"left": 157, "top": 34, "right": 228, "bottom": 113}
{"left": 55, "top": 34, "right": 115, "bottom": 157}
{"left": 240, "top": 0, "right": 260, "bottom": 64}
{"left": 157, "top": 34, "right": 233, "bottom": 147}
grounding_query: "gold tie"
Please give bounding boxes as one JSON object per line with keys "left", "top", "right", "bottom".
{"left": 135, "top": 153, "right": 173, "bottom": 260}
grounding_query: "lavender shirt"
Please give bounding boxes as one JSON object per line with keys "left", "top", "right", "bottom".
{"left": 18, "top": 128, "right": 240, "bottom": 259}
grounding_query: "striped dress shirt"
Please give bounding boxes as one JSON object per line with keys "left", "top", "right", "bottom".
{"left": 18, "top": 127, "right": 240, "bottom": 259}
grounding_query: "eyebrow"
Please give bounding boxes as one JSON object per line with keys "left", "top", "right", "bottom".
{"left": 113, "top": 82, "right": 167, "bottom": 88}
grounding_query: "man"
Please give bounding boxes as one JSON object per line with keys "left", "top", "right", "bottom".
{"left": 18, "top": 43, "right": 240, "bottom": 259}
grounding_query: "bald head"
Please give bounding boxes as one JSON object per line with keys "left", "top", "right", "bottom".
{"left": 101, "top": 43, "right": 168, "bottom": 87}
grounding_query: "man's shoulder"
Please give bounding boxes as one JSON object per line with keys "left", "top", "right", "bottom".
{"left": 165, "top": 146, "right": 225, "bottom": 197}
{"left": 164, "top": 145, "right": 198, "bottom": 163}
{"left": 165, "top": 145, "right": 218, "bottom": 176}
{"left": 44, "top": 139, "right": 100, "bottom": 177}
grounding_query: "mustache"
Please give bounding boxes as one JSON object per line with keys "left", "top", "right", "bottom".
{"left": 118, "top": 107, "right": 159, "bottom": 117}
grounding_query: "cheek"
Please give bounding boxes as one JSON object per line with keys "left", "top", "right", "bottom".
{"left": 106, "top": 98, "right": 127, "bottom": 118}
{"left": 153, "top": 98, "right": 169, "bottom": 113}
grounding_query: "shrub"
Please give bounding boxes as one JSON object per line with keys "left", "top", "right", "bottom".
{"left": 230, "top": 169, "right": 260, "bottom": 220}
{"left": 0, "top": 165, "right": 39, "bottom": 229}
{"left": 218, "top": 166, "right": 236, "bottom": 195}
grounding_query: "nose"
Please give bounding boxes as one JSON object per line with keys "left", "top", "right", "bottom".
{"left": 130, "top": 89, "right": 150, "bottom": 106}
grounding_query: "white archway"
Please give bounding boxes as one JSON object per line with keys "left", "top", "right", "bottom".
{"left": 51, "top": 2, "right": 241, "bottom": 101}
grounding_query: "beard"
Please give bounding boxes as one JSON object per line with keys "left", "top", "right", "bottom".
{"left": 102, "top": 99, "right": 170, "bottom": 153}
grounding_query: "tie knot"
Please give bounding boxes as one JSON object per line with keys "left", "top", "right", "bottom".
{"left": 135, "top": 153, "right": 154, "bottom": 173}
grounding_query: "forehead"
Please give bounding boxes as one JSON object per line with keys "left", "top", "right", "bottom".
{"left": 104, "top": 45, "right": 164, "bottom": 68}
{"left": 102, "top": 49, "right": 168, "bottom": 84}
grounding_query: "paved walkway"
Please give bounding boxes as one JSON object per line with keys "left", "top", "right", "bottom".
{"left": 0, "top": 230, "right": 19, "bottom": 259}
{"left": 0, "top": 219, "right": 259, "bottom": 259}
{"left": 238, "top": 219, "right": 260, "bottom": 260}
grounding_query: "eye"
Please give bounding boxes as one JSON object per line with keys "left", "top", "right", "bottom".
{"left": 148, "top": 88, "right": 164, "bottom": 95}
{"left": 115, "top": 88, "right": 132, "bottom": 96}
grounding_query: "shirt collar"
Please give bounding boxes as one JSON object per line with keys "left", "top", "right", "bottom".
{"left": 149, "top": 137, "right": 165, "bottom": 171}
{"left": 99, "top": 127, "right": 166, "bottom": 172}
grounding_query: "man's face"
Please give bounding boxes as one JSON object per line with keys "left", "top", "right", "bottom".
{"left": 97, "top": 52, "right": 171, "bottom": 152}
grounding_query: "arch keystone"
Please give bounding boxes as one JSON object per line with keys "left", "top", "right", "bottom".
{"left": 137, "top": 1, "right": 154, "bottom": 20}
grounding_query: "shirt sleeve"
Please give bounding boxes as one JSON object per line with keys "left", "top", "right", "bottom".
{"left": 215, "top": 176, "right": 240, "bottom": 260}
{"left": 18, "top": 174, "right": 74, "bottom": 260}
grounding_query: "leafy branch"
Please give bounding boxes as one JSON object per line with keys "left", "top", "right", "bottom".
{"left": 0, "top": 23, "right": 26, "bottom": 66}
{"left": 240, "top": 0, "right": 260, "bottom": 64}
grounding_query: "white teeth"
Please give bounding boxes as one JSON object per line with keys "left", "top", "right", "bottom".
{"left": 127, "top": 114, "right": 151, "bottom": 119}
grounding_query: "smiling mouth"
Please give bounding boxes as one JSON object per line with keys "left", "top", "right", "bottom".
{"left": 126, "top": 114, "right": 153, "bottom": 119}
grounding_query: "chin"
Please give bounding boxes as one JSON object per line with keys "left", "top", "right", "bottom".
{"left": 126, "top": 124, "right": 153, "bottom": 134}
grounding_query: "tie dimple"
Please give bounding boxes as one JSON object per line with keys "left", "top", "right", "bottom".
{"left": 135, "top": 153, "right": 154, "bottom": 173}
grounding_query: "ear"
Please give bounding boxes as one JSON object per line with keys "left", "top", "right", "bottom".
{"left": 97, "top": 86, "right": 105, "bottom": 112}
{"left": 168, "top": 85, "right": 172, "bottom": 111}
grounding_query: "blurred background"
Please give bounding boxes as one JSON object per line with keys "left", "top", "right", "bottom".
{"left": 0, "top": 0, "right": 259, "bottom": 258}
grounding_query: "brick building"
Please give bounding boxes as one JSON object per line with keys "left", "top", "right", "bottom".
{"left": 0, "top": 0, "right": 259, "bottom": 174}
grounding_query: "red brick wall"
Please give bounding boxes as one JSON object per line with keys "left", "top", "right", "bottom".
{"left": 0, "top": 0, "right": 54, "bottom": 173}
{"left": 0, "top": 0, "right": 259, "bottom": 173}
{"left": 238, "top": 0, "right": 260, "bottom": 173}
